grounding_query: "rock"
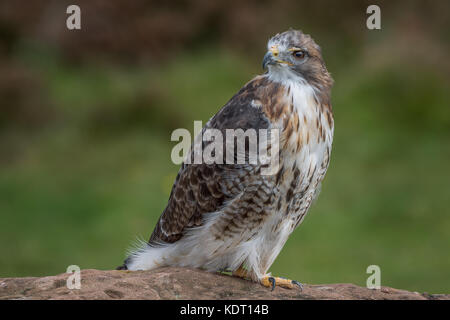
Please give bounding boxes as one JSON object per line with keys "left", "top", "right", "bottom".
{"left": 0, "top": 267, "right": 448, "bottom": 300}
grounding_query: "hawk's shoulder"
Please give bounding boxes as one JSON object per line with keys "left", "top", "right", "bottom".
{"left": 208, "top": 75, "right": 273, "bottom": 131}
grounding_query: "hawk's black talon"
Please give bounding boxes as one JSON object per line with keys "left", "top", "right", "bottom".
{"left": 292, "top": 280, "right": 303, "bottom": 290}
{"left": 269, "top": 277, "right": 276, "bottom": 291}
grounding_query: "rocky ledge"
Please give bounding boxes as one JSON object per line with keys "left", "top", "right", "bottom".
{"left": 0, "top": 267, "right": 448, "bottom": 300}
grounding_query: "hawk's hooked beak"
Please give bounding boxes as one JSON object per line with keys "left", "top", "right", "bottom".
{"left": 262, "top": 45, "right": 279, "bottom": 69}
{"left": 262, "top": 45, "right": 292, "bottom": 69}
{"left": 262, "top": 51, "right": 275, "bottom": 69}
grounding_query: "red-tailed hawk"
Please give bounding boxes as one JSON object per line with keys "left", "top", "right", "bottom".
{"left": 119, "top": 29, "right": 334, "bottom": 290}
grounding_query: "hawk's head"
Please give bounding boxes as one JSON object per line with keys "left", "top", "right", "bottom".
{"left": 263, "top": 29, "right": 333, "bottom": 90}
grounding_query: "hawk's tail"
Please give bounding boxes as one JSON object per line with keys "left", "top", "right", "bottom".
{"left": 115, "top": 262, "right": 128, "bottom": 270}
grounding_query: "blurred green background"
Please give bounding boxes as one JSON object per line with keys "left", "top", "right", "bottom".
{"left": 0, "top": 0, "right": 449, "bottom": 293}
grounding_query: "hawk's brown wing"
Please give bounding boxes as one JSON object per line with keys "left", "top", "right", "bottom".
{"left": 149, "top": 77, "right": 272, "bottom": 245}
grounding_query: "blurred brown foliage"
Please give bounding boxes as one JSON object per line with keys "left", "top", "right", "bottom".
{"left": 0, "top": 0, "right": 448, "bottom": 62}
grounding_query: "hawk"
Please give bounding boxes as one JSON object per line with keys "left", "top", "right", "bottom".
{"left": 119, "top": 29, "right": 334, "bottom": 290}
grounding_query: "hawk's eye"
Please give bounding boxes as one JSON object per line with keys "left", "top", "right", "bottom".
{"left": 292, "top": 50, "right": 305, "bottom": 59}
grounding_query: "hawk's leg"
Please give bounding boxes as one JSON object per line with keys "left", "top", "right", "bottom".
{"left": 261, "top": 275, "right": 303, "bottom": 291}
{"left": 232, "top": 265, "right": 249, "bottom": 279}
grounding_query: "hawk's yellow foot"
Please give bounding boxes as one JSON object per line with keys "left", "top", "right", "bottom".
{"left": 261, "top": 275, "right": 303, "bottom": 291}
